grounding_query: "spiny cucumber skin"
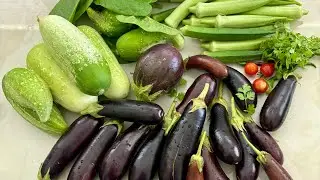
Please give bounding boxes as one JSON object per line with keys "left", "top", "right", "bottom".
{"left": 39, "top": 15, "right": 111, "bottom": 96}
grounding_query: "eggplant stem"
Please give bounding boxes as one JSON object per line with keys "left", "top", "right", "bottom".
{"left": 189, "top": 131, "right": 206, "bottom": 172}
{"left": 241, "top": 132, "right": 267, "bottom": 164}
{"left": 210, "top": 82, "right": 228, "bottom": 109}
{"left": 230, "top": 97, "right": 245, "bottom": 132}
{"left": 132, "top": 82, "right": 163, "bottom": 102}
{"left": 80, "top": 103, "right": 104, "bottom": 118}
{"left": 37, "top": 164, "right": 51, "bottom": 180}
{"left": 203, "top": 134, "right": 213, "bottom": 152}
{"left": 103, "top": 119, "right": 124, "bottom": 136}
{"left": 164, "top": 100, "right": 182, "bottom": 136}
{"left": 189, "top": 83, "right": 209, "bottom": 113}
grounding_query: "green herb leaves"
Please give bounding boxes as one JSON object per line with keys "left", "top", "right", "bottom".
{"left": 116, "top": 15, "right": 181, "bottom": 36}
{"left": 236, "top": 84, "right": 255, "bottom": 115}
{"left": 94, "top": 0, "right": 153, "bottom": 16}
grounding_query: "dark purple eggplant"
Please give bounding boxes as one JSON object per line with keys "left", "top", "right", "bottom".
{"left": 223, "top": 66, "right": 257, "bottom": 112}
{"left": 235, "top": 130, "right": 260, "bottom": 180}
{"left": 209, "top": 103, "right": 243, "bottom": 165}
{"left": 176, "top": 73, "right": 217, "bottom": 114}
{"left": 129, "top": 124, "right": 165, "bottom": 180}
{"left": 260, "top": 76, "right": 297, "bottom": 131}
{"left": 67, "top": 120, "right": 122, "bottom": 180}
{"left": 202, "top": 141, "right": 229, "bottom": 180}
{"left": 39, "top": 116, "right": 101, "bottom": 179}
{"left": 98, "top": 99, "right": 164, "bottom": 125}
{"left": 159, "top": 84, "right": 209, "bottom": 180}
{"left": 185, "top": 55, "right": 228, "bottom": 79}
{"left": 262, "top": 153, "right": 292, "bottom": 180}
{"left": 133, "top": 43, "right": 184, "bottom": 101}
{"left": 245, "top": 122, "right": 284, "bottom": 164}
{"left": 98, "top": 123, "right": 151, "bottom": 180}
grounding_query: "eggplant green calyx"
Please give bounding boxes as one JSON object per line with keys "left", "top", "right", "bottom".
{"left": 211, "top": 82, "right": 228, "bottom": 108}
{"left": 103, "top": 119, "right": 124, "bottom": 136}
{"left": 37, "top": 164, "right": 51, "bottom": 180}
{"left": 189, "top": 83, "right": 209, "bottom": 113}
{"left": 189, "top": 131, "right": 206, "bottom": 172}
{"left": 163, "top": 100, "right": 181, "bottom": 136}
{"left": 203, "top": 134, "right": 213, "bottom": 152}
{"left": 80, "top": 103, "right": 104, "bottom": 118}
{"left": 241, "top": 131, "right": 267, "bottom": 165}
{"left": 132, "top": 82, "right": 163, "bottom": 102}
{"left": 230, "top": 97, "right": 246, "bottom": 132}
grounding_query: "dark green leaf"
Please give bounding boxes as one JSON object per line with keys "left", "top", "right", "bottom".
{"left": 73, "top": 0, "right": 94, "bottom": 22}
{"left": 50, "top": 0, "right": 80, "bottom": 22}
{"left": 94, "top": 0, "right": 152, "bottom": 16}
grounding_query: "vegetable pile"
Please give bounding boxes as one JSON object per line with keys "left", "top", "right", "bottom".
{"left": 1, "top": 0, "right": 320, "bottom": 180}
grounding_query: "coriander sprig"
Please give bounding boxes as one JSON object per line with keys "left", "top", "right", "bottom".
{"left": 236, "top": 84, "right": 255, "bottom": 115}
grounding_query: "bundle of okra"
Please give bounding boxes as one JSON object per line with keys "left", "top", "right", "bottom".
{"left": 156, "top": 0, "right": 308, "bottom": 63}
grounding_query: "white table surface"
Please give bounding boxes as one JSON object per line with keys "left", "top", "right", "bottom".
{"left": 0, "top": 0, "right": 320, "bottom": 179}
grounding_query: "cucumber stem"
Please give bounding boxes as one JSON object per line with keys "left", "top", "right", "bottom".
{"left": 189, "top": 131, "right": 206, "bottom": 172}
{"left": 103, "top": 119, "right": 124, "bottom": 136}
{"left": 241, "top": 131, "right": 267, "bottom": 164}
{"left": 164, "top": 100, "right": 182, "bottom": 136}
{"left": 189, "top": 83, "right": 209, "bottom": 113}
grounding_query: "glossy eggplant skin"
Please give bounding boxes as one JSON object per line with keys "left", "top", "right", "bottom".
{"left": 209, "top": 103, "right": 242, "bottom": 164}
{"left": 67, "top": 123, "right": 119, "bottom": 180}
{"left": 129, "top": 124, "right": 165, "bottom": 180}
{"left": 202, "top": 147, "right": 229, "bottom": 180}
{"left": 40, "top": 116, "right": 101, "bottom": 179}
{"left": 263, "top": 153, "right": 293, "bottom": 180}
{"left": 223, "top": 66, "right": 257, "bottom": 111}
{"left": 245, "top": 122, "right": 283, "bottom": 164}
{"left": 98, "top": 99, "right": 164, "bottom": 125}
{"left": 260, "top": 76, "right": 297, "bottom": 131}
{"left": 235, "top": 130, "right": 260, "bottom": 180}
{"left": 159, "top": 102, "right": 206, "bottom": 180}
{"left": 176, "top": 73, "right": 217, "bottom": 114}
{"left": 98, "top": 123, "right": 151, "bottom": 180}
{"left": 185, "top": 55, "right": 228, "bottom": 79}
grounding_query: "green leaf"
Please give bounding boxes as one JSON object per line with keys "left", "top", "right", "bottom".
{"left": 73, "top": 0, "right": 94, "bottom": 22}
{"left": 246, "top": 104, "right": 256, "bottom": 115}
{"left": 246, "top": 91, "right": 255, "bottom": 101}
{"left": 116, "top": 15, "right": 180, "bottom": 36}
{"left": 94, "top": 0, "right": 153, "bottom": 16}
{"left": 179, "top": 78, "right": 187, "bottom": 86}
{"left": 236, "top": 93, "right": 245, "bottom": 100}
{"left": 49, "top": 0, "right": 81, "bottom": 22}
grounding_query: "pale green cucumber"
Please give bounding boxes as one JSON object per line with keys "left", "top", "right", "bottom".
{"left": 38, "top": 15, "right": 111, "bottom": 96}
{"left": 78, "top": 25, "right": 130, "bottom": 99}
{"left": 26, "top": 43, "right": 102, "bottom": 114}
{"left": 2, "top": 68, "right": 67, "bottom": 135}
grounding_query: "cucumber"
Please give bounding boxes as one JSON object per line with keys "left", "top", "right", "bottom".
{"left": 78, "top": 25, "right": 130, "bottom": 99}
{"left": 27, "top": 43, "right": 102, "bottom": 114}
{"left": 180, "top": 25, "right": 276, "bottom": 41}
{"left": 38, "top": 15, "right": 111, "bottom": 96}
{"left": 203, "top": 50, "right": 263, "bottom": 63}
{"left": 2, "top": 68, "right": 67, "bottom": 135}
{"left": 87, "top": 7, "right": 132, "bottom": 37}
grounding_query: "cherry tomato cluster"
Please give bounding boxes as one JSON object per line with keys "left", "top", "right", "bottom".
{"left": 244, "top": 62, "right": 275, "bottom": 94}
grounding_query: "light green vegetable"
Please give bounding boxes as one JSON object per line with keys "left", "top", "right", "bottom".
{"left": 2, "top": 68, "right": 67, "bottom": 135}
{"left": 164, "top": 0, "right": 208, "bottom": 28}
{"left": 26, "top": 43, "right": 102, "bottom": 115}
{"left": 189, "top": 0, "right": 272, "bottom": 18}
{"left": 78, "top": 25, "right": 130, "bottom": 99}
{"left": 242, "top": 5, "right": 308, "bottom": 19}
{"left": 87, "top": 7, "right": 132, "bottom": 38}
{"left": 203, "top": 50, "right": 263, "bottom": 63}
{"left": 73, "top": 0, "right": 94, "bottom": 22}
{"left": 267, "top": 0, "right": 301, "bottom": 6}
{"left": 202, "top": 38, "right": 268, "bottom": 52}
{"left": 38, "top": 15, "right": 111, "bottom": 96}
{"left": 182, "top": 16, "right": 212, "bottom": 27}
{"left": 49, "top": 0, "right": 80, "bottom": 22}
{"left": 151, "top": 8, "right": 175, "bottom": 22}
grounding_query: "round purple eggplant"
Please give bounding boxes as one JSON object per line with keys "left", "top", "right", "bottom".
{"left": 133, "top": 43, "right": 184, "bottom": 102}
{"left": 260, "top": 76, "right": 297, "bottom": 131}
{"left": 209, "top": 103, "right": 243, "bottom": 165}
{"left": 67, "top": 120, "right": 122, "bottom": 180}
{"left": 245, "top": 122, "right": 283, "bottom": 164}
{"left": 98, "top": 99, "right": 164, "bottom": 125}
{"left": 39, "top": 116, "right": 101, "bottom": 179}
{"left": 98, "top": 123, "right": 151, "bottom": 180}
{"left": 223, "top": 66, "right": 257, "bottom": 112}
{"left": 176, "top": 73, "right": 217, "bottom": 114}
{"left": 129, "top": 124, "right": 165, "bottom": 180}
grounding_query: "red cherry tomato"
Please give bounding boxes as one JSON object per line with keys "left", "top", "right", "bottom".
{"left": 260, "top": 63, "right": 275, "bottom": 77}
{"left": 253, "top": 78, "right": 268, "bottom": 94}
{"left": 244, "top": 62, "right": 258, "bottom": 76}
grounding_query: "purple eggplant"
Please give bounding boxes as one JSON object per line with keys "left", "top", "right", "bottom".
{"left": 98, "top": 99, "right": 164, "bottom": 125}
{"left": 260, "top": 76, "right": 297, "bottom": 131}
{"left": 133, "top": 43, "right": 184, "bottom": 102}
{"left": 129, "top": 124, "right": 165, "bottom": 180}
{"left": 67, "top": 120, "right": 122, "bottom": 180}
{"left": 159, "top": 84, "right": 209, "bottom": 180}
{"left": 245, "top": 122, "right": 283, "bottom": 164}
{"left": 176, "top": 73, "right": 217, "bottom": 114}
{"left": 98, "top": 123, "right": 151, "bottom": 180}
{"left": 235, "top": 130, "right": 260, "bottom": 180}
{"left": 262, "top": 153, "right": 292, "bottom": 180}
{"left": 39, "top": 116, "right": 101, "bottom": 179}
